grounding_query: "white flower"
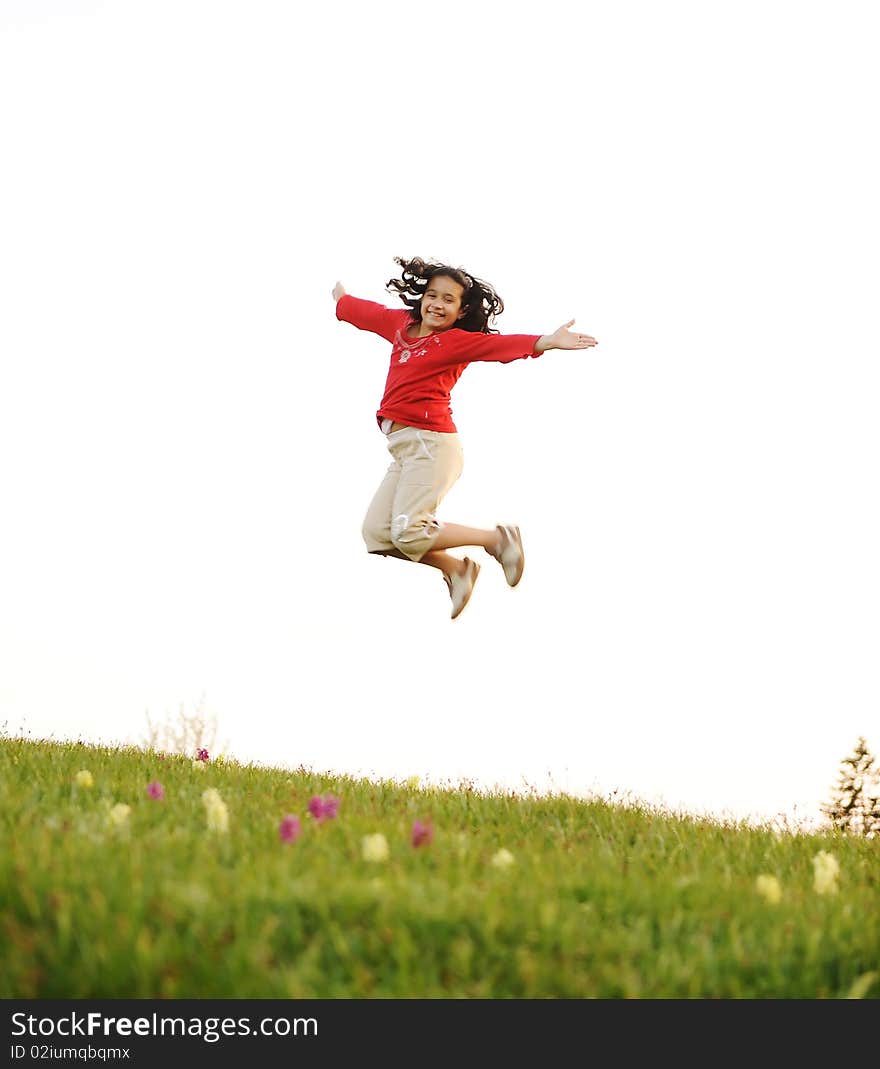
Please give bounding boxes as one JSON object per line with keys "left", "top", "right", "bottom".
{"left": 202, "top": 788, "right": 229, "bottom": 834}
{"left": 755, "top": 874, "right": 782, "bottom": 904}
{"left": 361, "top": 833, "right": 389, "bottom": 863}
{"left": 107, "top": 803, "right": 131, "bottom": 826}
{"left": 490, "top": 848, "right": 515, "bottom": 869}
{"left": 191, "top": 760, "right": 206, "bottom": 772}
{"left": 813, "top": 850, "right": 840, "bottom": 895}
{"left": 206, "top": 803, "right": 228, "bottom": 834}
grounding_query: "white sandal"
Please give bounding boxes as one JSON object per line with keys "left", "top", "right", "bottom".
{"left": 493, "top": 524, "right": 524, "bottom": 587}
{"left": 444, "top": 557, "right": 480, "bottom": 619}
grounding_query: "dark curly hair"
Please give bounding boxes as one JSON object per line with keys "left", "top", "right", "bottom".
{"left": 385, "top": 256, "right": 504, "bottom": 334}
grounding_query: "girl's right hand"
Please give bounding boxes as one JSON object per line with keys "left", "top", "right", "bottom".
{"left": 332, "top": 281, "right": 346, "bottom": 301}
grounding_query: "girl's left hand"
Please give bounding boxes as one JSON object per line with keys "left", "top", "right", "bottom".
{"left": 539, "top": 319, "right": 598, "bottom": 352}
{"left": 552, "top": 319, "right": 598, "bottom": 349}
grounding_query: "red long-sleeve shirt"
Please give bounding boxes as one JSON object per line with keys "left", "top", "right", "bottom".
{"left": 336, "top": 294, "right": 542, "bottom": 433}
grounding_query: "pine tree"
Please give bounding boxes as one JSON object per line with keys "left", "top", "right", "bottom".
{"left": 821, "top": 736, "right": 880, "bottom": 837}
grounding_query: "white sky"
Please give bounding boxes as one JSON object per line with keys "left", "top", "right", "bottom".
{"left": 1, "top": 0, "right": 877, "bottom": 827}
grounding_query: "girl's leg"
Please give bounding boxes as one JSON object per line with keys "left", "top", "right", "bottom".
{"left": 423, "top": 523, "right": 524, "bottom": 589}
{"left": 385, "top": 431, "right": 464, "bottom": 565}
{"left": 362, "top": 457, "right": 402, "bottom": 556}
{"left": 377, "top": 429, "right": 524, "bottom": 607}
{"left": 419, "top": 525, "right": 501, "bottom": 577}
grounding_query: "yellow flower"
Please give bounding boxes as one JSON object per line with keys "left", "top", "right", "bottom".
{"left": 491, "top": 848, "right": 515, "bottom": 869}
{"left": 405, "top": 775, "right": 420, "bottom": 790}
{"left": 206, "top": 804, "right": 228, "bottom": 834}
{"left": 74, "top": 770, "right": 94, "bottom": 789}
{"left": 813, "top": 850, "right": 840, "bottom": 895}
{"left": 361, "top": 833, "right": 389, "bottom": 863}
{"left": 202, "top": 788, "right": 229, "bottom": 834}
{"left": 755, "top": 874, "right": 782, "bottom": 904}
{"left": 107, "top": 803, "right": 131, "bottom": 826}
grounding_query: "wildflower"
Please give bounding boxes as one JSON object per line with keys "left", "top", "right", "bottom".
{"left": 491, "top": 848, "right": 515, "bottom": 869}
{"left": 362, "top": 833, "right": 389, "bottom": 863}
{"left": 279, "top": 814, "right": 301, "bottom": 844}
{"left": 107, "top": 803, "right": 131, "bottom": 827}
{"left": 196, "top": 748, "right": 209, "bottom": 762}
{"left": 146, "top": 781, "right": 165, "bottom": 801}
{"left": 74, "top": 770, "right": 94, "bottom": 789}
{"left": 206, "top": 801, "right": 228, "bottom": 834}
{"left": 308, "top": 794, "right": 340, "bottom": 823}
{"left": 755, "top": 874, "right": 782, "bottom": 904}
{"left": 411, "top": 819, "right": 433, "bottom": 848}
{"left": 191, "top": 760, "right": 206, "bottom": 772}
{"left": 813, "top": 850, "right": 840, "bottom": 896}
{"left": 202, "top": 788, "right": 229, "bottom": 834}
{"left": 405, "top": 775, "right": 421, "bottom": 790}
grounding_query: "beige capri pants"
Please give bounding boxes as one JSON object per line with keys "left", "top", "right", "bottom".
{"left": 362, "top": 425, "right": 464, "bottom": 562}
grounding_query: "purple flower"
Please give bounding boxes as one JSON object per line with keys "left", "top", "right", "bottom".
{"left": 279, "top": 814, "right": 301, "bottom": 844}
{"left": 308, "top": 794, "right": 340, "bottom": 823}
{"left": 411, "top": 819, "right": 433, "bottom": 848}
{"left": 146, "top": 781, "right": 165, "bottom": 801}
{"left": 196, "top": 748, "right": 209, "bottom": 762}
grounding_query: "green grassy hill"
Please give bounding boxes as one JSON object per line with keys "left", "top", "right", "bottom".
{"left": 2, "top": 736, "right": 877, "bottom": 998}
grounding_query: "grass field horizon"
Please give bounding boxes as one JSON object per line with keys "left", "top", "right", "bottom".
{"left": 2, "top": 733, "right": 878, "bottom": 999}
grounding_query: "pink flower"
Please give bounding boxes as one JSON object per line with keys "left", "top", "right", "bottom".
{"left": 279, "top": 814, "right": 301, "bottom": 844}
{"left": 411, "top": 819, "right": 433, "bottom": 848}
{"left": 146, "top": 781, "right": 165, "bottom": 800}
{"left": 308, "top": 794, "right": 340, "bottom": 823}
{"left": 196, "top": 748, "right": 209, "bottom": 762}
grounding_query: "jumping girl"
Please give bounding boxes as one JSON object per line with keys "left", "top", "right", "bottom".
{"left": 333, "top": 256, "right": 598, "bottom": 619}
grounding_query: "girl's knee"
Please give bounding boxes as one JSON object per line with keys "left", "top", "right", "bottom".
{"left": 389, "top": 512, "right": 411, "bottom": 544}
{"left": 362, "top": 520, "right": 392, "bottom": 554}
{"left": 389, "top": 514, "right": 439, "bottom": 560}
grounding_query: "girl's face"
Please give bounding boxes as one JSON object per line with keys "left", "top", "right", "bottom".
{"left": 420, "top": 275, "right": 465, "bottom": 332}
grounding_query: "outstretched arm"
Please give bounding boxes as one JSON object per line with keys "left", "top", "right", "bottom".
{"left": 333, "top": 286, "right": 404, "bottom": 342}
{"left": 534, "top": 319, "right": 597, "bottom": 353}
